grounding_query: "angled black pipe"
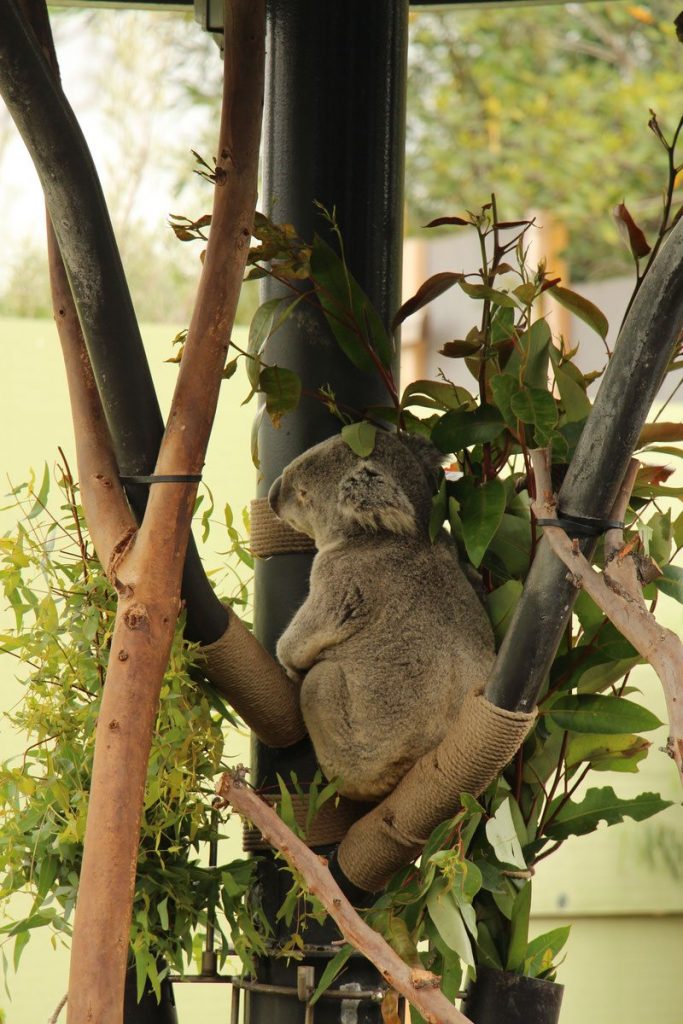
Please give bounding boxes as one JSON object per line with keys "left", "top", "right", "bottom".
{"left": 0, "top": 0, "right": 227, "bottom": 644}
{"left": 485, "top": 217, "right": 683, "bottom": 711}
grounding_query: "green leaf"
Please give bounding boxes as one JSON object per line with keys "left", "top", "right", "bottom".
{"left": 157, "top": 896, "right": 169, "bottom": 932}
{"left": 475, "top": 921, "right": 504, "bottom": 970}
{"left": 401, "top": 379, "right": 474, "bottom": 412}
{"left": 544, "top": 787, "right": 672, "bottom": 840}
{"left": 459, "top": 280, "right": 517, "bottom": 307}
{"left": 505, "top": 319, "right": 551, "bottom": 389}
{"left": 485, "top": 797, "right": 526, "bottom": 869}
{"left": 549, "top": 285, "right": 609, "bottom": 340}
{"left": 554, "top": 366, "right": 591, "bottom": 424}
{"left": 311, "top": 235, "right": 393, "bottom": 371}
{"left": 431, "top": 405, "right": 505, "bottom": 454}
{"left": 28, "top": 464, "right": 50, "bottom": 519}
{"left": 426, "top": 881, "right": 475, "bottom": 966}
{"left": 489, "top": 374, "right": 522, "bottom": 428}
{"left": 487, "top": 514, "right": 532, "bottom": 579}
{"left": 259, "top": 366, "right": 302, "bottom": 428}
{"left": 310, "top": 944, "right": 354, "bottom": 1005}
{"left": 524, "top": 926, "right": 571, "bottom": 979}
{"left": 248, "top": 297, "right": 286, "bottom": 388}
{"left": 648, "top": 510, "right": 672, "bottom": 567}
{"left": 565, "top": 732, "right": 650, "bottom": 773}
{"left": 656, "top": 564, "right": 683, "bottom": 604}
{"left": 456, "top": 476, "right": 506, "bottom": 568}
{"left": 13, "top": 929, "right": 30, "bottom": 972}
{"left": 506, "top": 881, "right": 532, "bottom": 971}
{"left": 486, "top": 580, "right": 523, "bottom": 644}
{"left": 275, "top": 774, "right": 301, "bottom": 835}
{"left": 548, "top": 694, "right": 662, "bottom": 734}
{"left": 439, "top": 337, "right": 484, "bottom": 358}
{"left": 393, "top": 271, "right": 463, "bottom": 329}
{"left": 509, "top": 387, "right": 558, "bottom": 445}
{"left": 341, "top": 421, "right": 377, "bottom": 457}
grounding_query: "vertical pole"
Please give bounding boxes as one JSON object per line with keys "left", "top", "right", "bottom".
{"left": 251, "top": 1, "right": 408, "bottom": 1020}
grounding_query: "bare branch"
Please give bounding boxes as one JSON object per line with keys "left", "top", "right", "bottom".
{"left": 46, "top": 218, "right": 135, "bottom": 570}
{"left": 216, "top": 772, "right": 473, "bottom": 1024}
{"left": 530, "top": 448, "right": 683, "bottom": 784}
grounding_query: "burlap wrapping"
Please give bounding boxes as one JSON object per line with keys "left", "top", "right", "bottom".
{"left": 250, "top": 496, "right": 316, "bottom": 558}
{"left": 243, "top": 792, "right": 373, "bottom": 851}
{"left": 337, "top": 689, "right": 536, "bottom": 892}
{"left": 199, "top": 607, "right": 307, "bottom": 748}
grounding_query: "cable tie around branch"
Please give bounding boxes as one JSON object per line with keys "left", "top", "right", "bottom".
{"left": 536, "top": 511, "right": 624, "bottom": 538}
{"left": 119, "top": 474, "right": 203, "bottom": 485}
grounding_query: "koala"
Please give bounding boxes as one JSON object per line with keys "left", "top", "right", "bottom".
{"left": 268, "top": 430, "right": 496, "bottom": 803}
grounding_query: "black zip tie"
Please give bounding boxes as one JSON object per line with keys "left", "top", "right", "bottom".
{"left": 536, "top": 511, "right": 624, "bottom": 539}
{"left": 119, "top": 474, "right": 203, "bottom": 485}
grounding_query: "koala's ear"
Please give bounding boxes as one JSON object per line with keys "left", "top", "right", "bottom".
{"left": 399, "top": 434, "right": 445, "bottom": 488}
{"left": 338, "top": 461, "right": 416, "bottom": 534}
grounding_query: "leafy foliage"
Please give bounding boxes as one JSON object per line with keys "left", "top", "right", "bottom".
{"left": 0, "top": 464, "right": 263, "bottom": 994}
{"left": 248, "top": 200, "right": 681, "bottom": 1002}
{"left": 406, "top": 3, "right": 683, "bottom": 281}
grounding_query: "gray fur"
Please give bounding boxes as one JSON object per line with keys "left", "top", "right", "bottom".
{"left": 269, "top": 431, "right": 496, "bottom": 802}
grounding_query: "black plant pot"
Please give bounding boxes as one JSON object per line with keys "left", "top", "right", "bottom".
{"left": 462, "top": 967, "right": 563, "bottom": 1024}
{"left": 123, "top": 961, "right": 178, "bottom": 1024}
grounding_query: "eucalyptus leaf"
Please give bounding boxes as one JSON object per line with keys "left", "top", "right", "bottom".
{"left": 549, "top": 285, "right": 609, "bottom": 340}
{"left": 311, "top": 235, "right": 393, "bottom": 371}
{"left": 565, "top": 732, "right": 650, "bottom": 773}
{"left": 509, "top": 387, "right": 558, "bottom": 445}
{"left": 431, "top": 405, "right": 505, "bottom": 454}
{"left": 310, "top": 945, "right": 354, "bottom": 1005}
{"left": 544, "top": 787, "right": 672, "bottom": 840}
{"left": 548, "top": 694, "right": 662, "bottom": 734}
{"left": 506, "top": 882, "right": 532, "bottom": 971}
{"left": 259, "top": 366, "right": 302, "bottom": 428}
{"left": 524, "top": 926, "right": 571, "bottom": 979}
{"left": 341, "top": 421, "right": 377, "bottom": 457}
{"left": 486, "top": 580, "right": 523, "bottom": 644}
{"left": 485, "top": 798, "right": 526, "bottom": 870}
{"left": 426, "top": 881, "right": 475, "bottom": 966}
{"left": 456, "top": 476, "right": 506, "bottom": 567}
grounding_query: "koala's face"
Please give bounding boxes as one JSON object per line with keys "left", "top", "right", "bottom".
{"left": 268, "top": 432, "right": 442, "bottom": 546}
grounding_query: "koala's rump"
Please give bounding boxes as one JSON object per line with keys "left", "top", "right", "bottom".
{"left": 301, "top": 538, "right": 495, "bottom": 801}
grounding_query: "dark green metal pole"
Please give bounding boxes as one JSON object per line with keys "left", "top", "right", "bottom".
{"left": 250, "top": 2, "right": 408, "bottom": 1020}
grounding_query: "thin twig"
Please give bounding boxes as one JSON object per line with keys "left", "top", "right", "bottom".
{"left": 531, "top": 448, "right": 683, "bottom": 785}
{"left": 216, "top": 772, "right": 473, "bottom": 1024}
{"left": 48, "top": 993, "right": 67, "bottom": 1024}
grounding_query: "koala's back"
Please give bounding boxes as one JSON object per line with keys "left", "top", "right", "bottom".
{"left": 299, "top": 534, "right": 495, "bottom": 801}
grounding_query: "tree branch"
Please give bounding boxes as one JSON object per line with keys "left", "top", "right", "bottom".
{"left": 215, "top": 772, "right": 473, "bottom": 1024}
{"left": 46, "top": 218, "right": 135, "bottom": 572}
{"left": 530, "top": 448, "right": 683, "bottom": 784}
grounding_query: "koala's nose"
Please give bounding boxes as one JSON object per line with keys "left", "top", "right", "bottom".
{"left": 268, "top": 476, "right": 282, "bottom": 514}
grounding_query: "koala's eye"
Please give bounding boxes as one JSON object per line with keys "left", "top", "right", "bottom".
{"left": 297, "top": 487, "right": 308, "bottom": 500}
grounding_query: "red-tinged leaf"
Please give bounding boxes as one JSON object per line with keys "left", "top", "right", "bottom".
{"left": 495, "top": 219, "right": 533, "bottom": 229}
{"left": 392, "top": 272, "right": 463, "bottom": 329}
{"left": 613, "top": 202, "right": 652, "bottom": 260}
{"left": 423, "top": 216, "right": 470, "bottom": 228}
{"left": 548, "top": 285, "right": 609, "bottom": 340}
{"left": 637, "top": 464, "right": 675, "bottom": 487}
{"left": 539, "top": 276, "right": 562, "bottom": 293}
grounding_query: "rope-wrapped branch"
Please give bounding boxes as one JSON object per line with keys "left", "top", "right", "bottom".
{"left": 337, "top": 690, "right": 536, "bottom": 892}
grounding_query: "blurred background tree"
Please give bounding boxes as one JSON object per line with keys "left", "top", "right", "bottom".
{"left": 407, "top": 1, "right": 682, "bottom": 281}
